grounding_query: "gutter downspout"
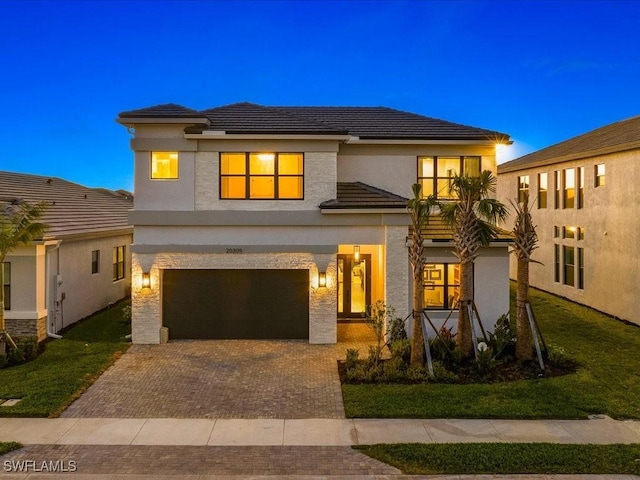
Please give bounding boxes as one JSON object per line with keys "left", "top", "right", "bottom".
{"left": 46, "top": 241, "right": 63, "bottom": 339}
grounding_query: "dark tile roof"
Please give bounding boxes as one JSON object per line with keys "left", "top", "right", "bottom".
{"left": 320, "top": 182, "right": 408, "bottom": 209}
{"left": 499, "top": 115, "right": 640, "bottom": 174}
{"left": 119, "top": 102, "right": 510, "bottom": 141}
{"left": 417, "top": 215, "right": 513, "bottom": 241}
{"left": 0, "top": 171, "right": 133, "bottom": 239}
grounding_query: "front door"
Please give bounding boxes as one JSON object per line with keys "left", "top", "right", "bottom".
{"left": 337, "top": 254, "right": 371, "bottom": 318}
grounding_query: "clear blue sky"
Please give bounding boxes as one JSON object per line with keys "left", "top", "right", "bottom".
{"left": 1, "top": 0, "right": 639, "bottom": 191}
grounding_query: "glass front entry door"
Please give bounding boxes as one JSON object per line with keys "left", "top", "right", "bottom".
{"left": 337, "top": 254, "right": 371, "bottom": 318}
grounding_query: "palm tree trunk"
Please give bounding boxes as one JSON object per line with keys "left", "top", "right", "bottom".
{"left": 516, "top": 257, "right": 533, "bottom": 361}
{"left": 456, "top": 260, "right": 474, "bottom": 357}
{"left": 410, "top": 269, "right": 425, "bottom": 365}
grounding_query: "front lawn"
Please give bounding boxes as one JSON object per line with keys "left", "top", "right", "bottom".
{"left": 343, "top": 285, "right": 640, "bottom": 419}
{"left": 0, "top": 300, "right": 130, "bottom": 417}
{"left": 356, "top": 443, "right": 640, "bottom": 475}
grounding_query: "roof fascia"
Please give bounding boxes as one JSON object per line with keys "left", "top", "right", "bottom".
{"left": 116, "top": 118, "right": 209, "bottom": 125}
{"left": 184, "top": 133, "right": 351, "bottom": 141}
{"left": 320, "top": 208, "right": 407, "bottom": 215}
{"left": 344, "top": 138, "right": 501, "bottom": 145}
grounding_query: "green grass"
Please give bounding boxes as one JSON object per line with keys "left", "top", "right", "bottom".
{"left": 356, "top": 443, "right": 640, "bottom": 475}
{"left": 0, "top": 442, "right": 22, "bottom": 455}
{"left": 343, "top": 285, "right": 640, "bottom": 419}
{"left": 0, "top": 300, "right": 130, "bottom": 417}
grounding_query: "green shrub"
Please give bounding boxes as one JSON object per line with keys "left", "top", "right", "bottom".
{"left": 345, "top": 348, "right": 360, "bottom": 370}
{"left": 383, "top": 357, "right": 407, "bottom": 382}
{"left": 429, "top": 327, "right": 456, "bottom": 363}
{"left": 488, "top": 314, "right": 515, "bottom": 360}
{"left": 432, "top": 361, "right": 459, "bottom": 383}
{"left": 387, "top": 316, "right": 407, "bottom": 343}
{"left": 406, "top": 364, "right": 429, "bottom": 383}
{"left": 0, "top": 353, "right": 7, "bottom": 369}
{"left": 476, "top": 342, "right": 495, "bottom": 376}
{"left": 390, "top": 339, "right": 411, "bottom": 363}
{"left": 14, "top": 336, "right": 38, "bottom": 362}
{"left": 7, "top": 346, "right": 25, "bottom": 365}
{"left": 121, "top": 304, "right": 132, "bottom": 323}
{"left": 367, "top": 345, "right": 383, "bottom": 367}
{"left": 546, "top": 344, "right": 576, "bottom": 369}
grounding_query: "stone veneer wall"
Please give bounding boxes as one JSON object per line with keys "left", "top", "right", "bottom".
{"left": 6, "top": 316, "right": 47, "bottom": 342}
{"left": 132, "top": 252, "right": 337, "bottom": 345}
{"left": 384, "top": 226, "right": 410, "bottom": 319}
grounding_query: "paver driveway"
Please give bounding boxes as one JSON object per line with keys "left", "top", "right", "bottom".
{"left": 62, "top": 324, "right": 376, "bottom": 419}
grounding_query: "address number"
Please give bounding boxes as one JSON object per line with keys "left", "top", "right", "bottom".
{"left": 226, "top": 248, "right": 243, "bottom": 254}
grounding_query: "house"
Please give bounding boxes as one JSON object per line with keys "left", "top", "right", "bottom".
{"left": 0, "top": 171, "right": 133, "bottom": 340}
{"left": 497, "top": 115, "right": 640, "bottom": 326}
{"left": 117, "top": 102, "right": 512, "bottom": 344}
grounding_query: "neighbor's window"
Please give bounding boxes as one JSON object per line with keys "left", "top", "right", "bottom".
{"left": 577, "top": 167, "right": 584, "bottom": 209}
{"left": 517, "top": 175, "right": 530, "bottom": 203}
{"left": 423, "top": 263, "right": 460, "bottom": 310}
{"left": 554, "top": 171, "right": 561, "bottom": 209}
{"left": 538, "top": 173, "right": 547, "bottom": 208}
{"left": 563, "top": 245, "right": 575, "bottom": 287}
{"left": 554, "top": 245, "right": 560, "bottom": 283}
{"left": 2, "top": 262, "right": 10, "bottom": 310}
{"left": 151, "top": 152, "right": 179, "bottom": 179}
{"left": 112, "top": 246, "right": 125, "bottom": 282}
{"left": 577, "top": 247, "right": 584, "bottom": 290}
{"left": 595, "top": 164, "right": 605, "bottom": 187}
{"left": 220, "top": 153, "right": 304, "bottom": 199}
{"left": 418, "top": 156, "right": 481, "bottom": 199}
{"left": 563, "top": 168, "right": 575, "bottom": 209}
{"left": 91, "top": 250, "right": 100, "bottom": 274}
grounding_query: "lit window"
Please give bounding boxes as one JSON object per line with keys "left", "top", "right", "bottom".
{"left": 417, "top": 156, "right": 481, "bottom": 199}
{"left": 577, "top": 167, "right": 584, "bottom": 209}
{"left": 563, "top": 168, "right": 575, "bottom": 209}
{"left": 595, "top": 164, "right": 605, "bottom": 187}
{"left": 91, "top": 250, "right": 100, "bottom": 274}
{"left": 554, "top": 171, "right": 561, "bottom": 209}
{"left": 151, "top": 152, "right": 178, "bottom": 179}
{"left": 112, "top": 246, "right": 125, "bottom": 282}
{"left": 563, "top": 245, "right": 575, "bottom": 287}
{"left": 538, "top": 173, "right": 547, "bottom": 209}
{"left": 423, "top": 264, "right": 460, "bottom": 309}
{"left": 220, "top": 153, "right": 303, "bottom": 200}
{"left": 517, "top": 175, "right": 530, "bottom": 203}
{"left": 2, "top": 262, "right": 10, "bottom": 310}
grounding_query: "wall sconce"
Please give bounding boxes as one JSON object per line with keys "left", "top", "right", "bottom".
{"left": 318, "top": 271, "right": 327, "bottom": 288}
{"left": 354, "top": 245, "right": 360, "bottom": 262}
{"left": 141, "top": 272, "right": 151, "bottom": 289}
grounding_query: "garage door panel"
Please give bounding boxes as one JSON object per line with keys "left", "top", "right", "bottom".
{"left": 162, "top": 269, "right": 309, "bottom": 339}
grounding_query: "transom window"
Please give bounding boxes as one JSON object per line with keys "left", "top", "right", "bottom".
{"left": 538, "top": 173, "right": 548, "bottom": 208}
{"left": 151, "top": 152, "right": 178, "bottom": 179}
{"left": 2, "top": 262, "right": 10, "bottom": 310}
{"left": 112, "top": 246, "right": 125, "bottom": 282}
{"left": 220, "top": 153, "right": 304, "bottom": 200}
{"left": 517, "top": 175, "right": 530, "bottom": 203}
{"left": 417, "top": 156, "right": 481, "bottom": 199}
{"left": 423, "top": 263, "right": 460, "bottom": 310}
{"left": 595, "top": 164, "right": 605, "bottom": 187}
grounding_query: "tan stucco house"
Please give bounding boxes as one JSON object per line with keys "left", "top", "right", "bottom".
{"left": 0, "top": 171, "right": 133, "bottom": 340}
{"left": 118, "top": 102, "right": 511, "bottom": 344}
{"left": 497, "top": 115, "right": 640, "bottom": 326}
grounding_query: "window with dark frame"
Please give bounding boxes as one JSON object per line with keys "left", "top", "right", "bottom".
{"left": 563, "top": 168, "right": 575, "bottom": 209}
{"left": 563, "top": 245, "right": 575, "bottom": 287}
{"left": 595, "top": 164, "right": 605, "bottom": 187}
{"left": 423, "top": 263, "right": 461, "bottom": 310}
{"left": 417, "top": 156, "right": 481, "bottom": 199}
{"left": 538, "top": 173, "right": 548, "bottom": 208}
{"left": 577, "top": 247, "right": 584, "bottom": 290}
{"left": 91, "top": 250, "right": 100, "bottom": 274}
{"left": 554, "top": 170, "right": 561, "bottom": 209}
{"left": 554, "top": 245, "right": 560, "bottom": 283}
{"left": 220, "top": 153, "right": 304, "bottom": 200}
{"left": 577, "top": 166, "right": 584, "bottom": 209}
{"left": 112, "top": 246, "right": 125, "bottom": 282}
{"left": 2, "top": 262, "right": 10, "bottom": 310}
{"left": 517, "top": 175, "right": 530, "bottom": 203}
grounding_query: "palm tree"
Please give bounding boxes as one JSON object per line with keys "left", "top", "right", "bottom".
{"left": 407, "top": 183, "right": 437, "bottom": 366}
{"left": 440, "top": 171, "right": 508, "bottom": 357}
{"left": 0, "top": 199, "right": 48, "bottom": 351}
{"left": 510, "top": 197, "right": 539, "bottom": 361}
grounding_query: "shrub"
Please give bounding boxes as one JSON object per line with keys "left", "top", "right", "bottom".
{"left": 365, "top": 300, "right": 394, "bottom": 364}
{"left": 406, "top": 364, "right": 430, "bottom": 383}
{"left": 429, "top": 327, "right": 456, "bottom": 363}
{"left": 0, "top": 352, "right": 6, "bottom": 369}
{"left": 390, "top": 339, "right": 411, "bottom": 363}
{"left": 121, "top": 304, "right": 132, "bottom": 323}
{"left": 14, "top": 336, "right": 38, "bottom": 362}
{"left": 7, "top": 346, "right": 25, "bottom": 365}
{"left": 488, "top": 314, "right": 515, "bottom": 360}
{"left": 387, "top": 316, "right": 407, "bottom": 343}
{"left": 383, "top": 356, "right": 407, "bottom": 382}
{"left": 345, "top": 348, "right": 360, "bottom": 370}
{"left": 476, "top": 342, "right": 495, "bottom": 376}
{"left": 432, "top": 361, "right": 459, "bottom": 383}
{"left": 546, "top": 344, "right": 576, "bottom": 369}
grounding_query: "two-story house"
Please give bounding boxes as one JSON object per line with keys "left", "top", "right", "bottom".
{"left": 118, "top": 102, "right": 511, "bottom": 344}
{"left": 497, "top": 115, "right": 640, "bottom": 326}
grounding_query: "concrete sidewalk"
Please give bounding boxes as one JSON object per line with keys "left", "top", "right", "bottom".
{"left": 1, "top": 415, "right": 639, "bottom": 446}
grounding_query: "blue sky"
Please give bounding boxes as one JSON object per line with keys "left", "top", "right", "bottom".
{"left": 1, "top": 0, "right": 639, "bottom": 191}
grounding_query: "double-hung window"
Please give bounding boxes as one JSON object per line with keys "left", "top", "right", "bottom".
{"left": 563, "top": 168, "right": 575, "bottom": 209}
{"left": 538, "top": 173, "right": 547, "bottom": 208}
{"left": 2, "top": 263, "right": 10, "bottom": 310}
{"left": 417, "top": 156, "right": 480, "bottom": 199}
{"left": 595, "top": 164, "right": 605, "bottom": 187}
{"left": 220, "top": 153, "right": 304, "bottom": 199}
{"left": 554, "top": 171, "right": 561, "bottom": 209}
{"left": 517, "top": 175, "right": 530, "bottom": 203}
{"left": 113, "top": 246, "right": 125, "bottom": 282}
{"left": 91, "top": 250, "right": 100, "bottom": 274}
{"left": 423, "top": 263, "right": 460, "bottom": 309}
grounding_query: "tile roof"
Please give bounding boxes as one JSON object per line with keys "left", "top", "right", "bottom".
{"left": 0, "top": 171, "right": 133, "bottom": 239}
{"left": 418, "top": 215, "right": 513, "bottom": 242}
{"left": 499, "top": 115, "right": 640, "bottom": 173}
{"left": 119, "top": 102, "right": 510, "bottom": 141}
{"left": 319, "top": 182, "right": 408, "bottom": 209}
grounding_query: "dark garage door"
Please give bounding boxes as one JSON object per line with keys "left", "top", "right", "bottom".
{"left": 162, "top": 269, "right": 309, "bottom": 340}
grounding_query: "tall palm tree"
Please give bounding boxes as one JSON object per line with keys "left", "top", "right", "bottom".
{"left": 0, "top": 199, "right": 48, "bottom": 351}
{"left": 407, "top": 184, "right": 437, "bottom": 365}
{"left": 510, "top": 197, "right": 539, "bottom": 361}
{"left": 440, "top": 171, "right": 508, "bottom": 357}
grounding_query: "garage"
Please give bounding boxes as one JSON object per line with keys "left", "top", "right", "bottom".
{"left": 162, "top": 269, "right": 309, "bottom": 340}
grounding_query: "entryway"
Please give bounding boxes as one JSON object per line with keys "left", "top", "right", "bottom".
{"left": 337, "top": 254, "right": 371, "bottom": 319}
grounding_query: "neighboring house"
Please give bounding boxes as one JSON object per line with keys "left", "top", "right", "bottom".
{"left": 0, "top": 171, "right": 133, "bottom": 340}
{"left": 497, "top": 115, "right": 640, "bottom": 326}
{"left": 117, "top": 102, "right": 511, "bottom": 344}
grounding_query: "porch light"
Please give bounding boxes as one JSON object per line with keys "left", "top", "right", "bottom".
{"left": 318, "top": 271, "right": 327, "bottom": 288}
{"left": 141, "top": 272, "right": 151, "bottom": 289}
{"left": 354, "top": 245, "right": 360, "bottom": 262}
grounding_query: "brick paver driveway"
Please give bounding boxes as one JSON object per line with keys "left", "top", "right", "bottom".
{"left": 62, "top": 324, "right": 375, "bottom": 419}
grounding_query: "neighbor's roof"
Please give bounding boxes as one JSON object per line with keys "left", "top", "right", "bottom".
{"left": 319, "top": 182, "right": 408, "bottom": 209}
{"left": 499, "top": 115, "right": 640, "bottom": 174}
{"left": 119, "top": 102, "right": 510, "bottom": 142}
{"left": 0, "top": 171, "right": 133, "bottom": 239}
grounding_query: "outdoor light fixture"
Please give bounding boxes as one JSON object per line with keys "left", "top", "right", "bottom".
{"left": 141, "top": 272, "right": 151, "bottom": 289}
{"left": 318, "top": 271, "right": 327, "bottom": 288}
{"left": 354, "top": 245, "right": 360, "bottom": 262}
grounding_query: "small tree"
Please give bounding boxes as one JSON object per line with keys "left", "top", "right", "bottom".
{"left": 510, "top": 197, "right": 539, "bottom": 361}
{"left": 440, "top": 171, "right": 508, "bottom": 358}
{"left": 0, "top": 199, "right": 48, "bottom": 352}
{"left": 407, "top": 183, "right": 437, "bottom": 366}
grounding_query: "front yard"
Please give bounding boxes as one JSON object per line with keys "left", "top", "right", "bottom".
{"left": 343, "top": 285, "right": 640, "bottom": 419}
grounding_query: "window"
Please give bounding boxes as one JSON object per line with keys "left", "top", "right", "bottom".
{"left": 538, "top": 173, "right": 548, "bottom": 208}
{"left": 554, "top": 226, "right": 560, "bottom": 238}
{"left": 563, "top": 226, "right": 575, "bottom": 239}
{"left": 91, "top": 250, "right": 100, "bottom": 274}
{"left": 2, "top": 263, "right": 10, "bottom": 310}
{"left": 112, "top": 246, "right": 125, "bottom": 282}
{"left": 151, "top": 152, "right": 178, "bottom": 179}
{"left": 577, "top": 247, "right": 584, "bottom": 290}
{"left": 554, "top": 171, "right": 561, "bottom": 209}
{"left": 417, "top": 156, "right": 481, "bottom": 199}
{"left": 423, "top": 263, "right": 460, "bottom": 309}
{"left": 595, "top": 164, "right": 605, "bottom": 187}
{"left": 577, "top": 167, "right": 584, "bottom": 209}
{"left": 563, "top": 245, "right": 575, "bottom": 287}
{"left": 578, "top": 227, "right": 585, "bottom": 240}
{"left": 220, "top": 153, "right": 303, "bottom": 199}
{"left": 563, "top": 168, "right": 575, "bottom": 209}
{"left": 517, "top": 175, "right": 530, "bottom": 203}
{"left": 554, "top": 245, "right": 560, "bottom": 283}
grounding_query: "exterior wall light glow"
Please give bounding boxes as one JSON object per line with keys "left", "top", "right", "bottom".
{"left": 141, "top": 272, "right": 151, "bottom": 289}
{"left": 354, "top": 245, "right": 360, "bottom": 262}
{"left": 318, "top": 272, "right": 327, "bottom": 288}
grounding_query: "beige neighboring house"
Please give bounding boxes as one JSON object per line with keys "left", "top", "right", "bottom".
{"left": 497, "top": 115, "right": 640, "bottom": 326}
{"left": 118, "top": 102, "right": 512, "bottom": 344}
{"left": 0, "top": 171, "right": 133, "bottom": 340}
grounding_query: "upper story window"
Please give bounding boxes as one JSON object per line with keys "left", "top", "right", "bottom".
{"left": 554, "top": 170, "right": 561, "bottom": 209}
{"left": 151, "top": 152, "right": 179, "bottom": 179}
{"left": 577, "top": 167, "right": 584, "bottom": 209}
{"left": 517, "top": 175, "right": 530, "bottom": 203}
{"left": 538, "top": 173, "right": 548, "bottom": 208}
{"left": 91, "top": 250, "right": 100, "bottom": 274}
{"left": 2, "top": 262, "right": 10, "bottom": 310}
{"left": 112, "top": 246, "right": 125, "bottom": 282}
{"left": 417, "top": 156, "right": 481, "bottom": 199}
{"left": 220, "top": 153, "right": 304, "bottom": 200}
{"left": 595, "top": 164, "right": 605, "bottom": 187}
{"left": 563, "top": 168, "right": 575, "bottom": 209}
